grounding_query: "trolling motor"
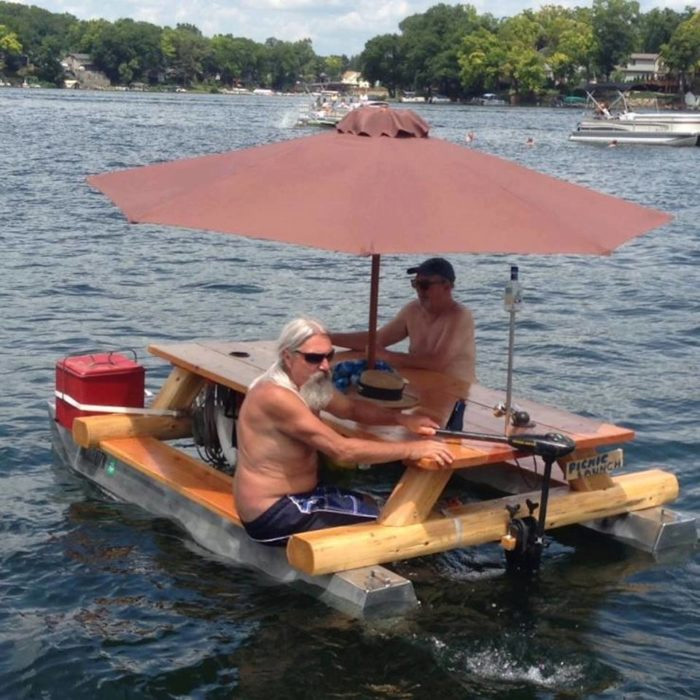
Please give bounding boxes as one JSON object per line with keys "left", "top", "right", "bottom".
{"left": 435, "top": 427, "right": 576, "bottom": 574}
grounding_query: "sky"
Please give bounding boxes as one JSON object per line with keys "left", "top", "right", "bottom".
{"left": 13, "top": 1, "right": 697, "bottom": 56}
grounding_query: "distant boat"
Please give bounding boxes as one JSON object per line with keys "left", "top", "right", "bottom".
{"left": 556, "top": 95, "right": 588, "bottom": 107}
{"left": 296, "top": 91, "right": 354, "bottom": 127}
{"left": 569, "top": 122, "right": 699, "bottom": 147}
{"left": 428, "top": 94, "right": 451, "bottom": 104}
{"left": 400, "top": 91, "right": 426, "bottom": 103}
{"left": 296, "top": 96, "right": 389, "bottom": 128}
{"left": 576, "top": 82, "right": 700, "bottom": 133}
{"left": 471, "top": 93, "right": 507, "bottom": 106}
{"left": 613, "top": 110, "right": 700, "bottom": 130}
{"left": 569, "top": 82, "right": 700, "bottom": 146}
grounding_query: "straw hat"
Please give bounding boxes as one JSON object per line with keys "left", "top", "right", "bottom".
{"left": 353, "top": 369, "right": 418, "bottom": 409}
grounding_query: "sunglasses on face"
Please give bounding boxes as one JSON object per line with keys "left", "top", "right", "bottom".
{"left": 294, "top": 349, "right": 335, "bottom": 365}
{"left": 411, "top": 278, "right": 445, "bottom": 291}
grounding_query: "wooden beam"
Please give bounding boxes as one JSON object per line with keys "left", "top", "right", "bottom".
{"left": 151, "top": 366, "right": 205, "bottom": 410}
{"left": 73, "top": 414, "right": 192, "bottom": 448}
{"left": 377, "top": 467, "right": 452, "bottom": 526}
{"left": 287, "top": 469, "right": 678, "bottom": 575}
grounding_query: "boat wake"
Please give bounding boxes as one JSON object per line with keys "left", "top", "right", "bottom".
{"left": 462, "top": 643, "right": 586, "bottom": 688}
{"left": 278, "top": 110, "right": 300, "bottom": 129}
{"left": 430, "top": 636, "right": 591, "bottom": 692}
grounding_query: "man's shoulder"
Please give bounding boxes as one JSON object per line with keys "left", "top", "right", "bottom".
{"left": 249, "top": 378, "right": 303, "bottom": 407}
{"left": 399, "top": 299, "right": 423, "bottom": 317}
{"left": 454, "top": 301, "right": 474, "bottom": 319}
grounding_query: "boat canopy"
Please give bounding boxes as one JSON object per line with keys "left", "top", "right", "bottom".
{"left": 574, "top": 81, "right": 670, "bottom": 95}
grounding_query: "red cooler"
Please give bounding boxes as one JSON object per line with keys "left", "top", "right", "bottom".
{"left": 55, "top": 352, "right": 145, "bottom": 430}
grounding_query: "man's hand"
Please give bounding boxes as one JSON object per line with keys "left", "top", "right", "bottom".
{"left": 406, "top": 439, "right": 454, "bottom": 467}
{"left": 397, "top": 412, "right": 439, "bottom": 436}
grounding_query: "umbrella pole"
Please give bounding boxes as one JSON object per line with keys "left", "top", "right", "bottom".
{"left": 367, "top": 253, "right": 380, "bottom": 369}
{"left": 367, "top": 254, "right": 380, "bottom": 369}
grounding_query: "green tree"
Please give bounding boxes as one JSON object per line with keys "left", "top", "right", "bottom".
{"left": 637, "top": 7, "right": 694, "bottom": 53}
{"left": 591, "top": 0, "right": 640, "bottom": 79}
{"left": 458, "top": 27, "right": 505, "bottom": 94}
{"left": 358, "top": 33, "right": 404, "bottom": 97}
{"left": 398, "top": 3, "right": 487, "bottom": 96}
{"left": 323, "top": 55, "right": 347, "bottom": 82}
{"left": 74, "top": 18, "right": 110, "bottom": 53}
{"left": 504, "top": 43, "right": 548, "bottom": 98}
{"left": 535, "top": 6, "right": 595, "bottom": 84}
{"left": 498, "top": 14, "right": 548, "bottom": 98}
{"left": 458, "top": 13, "right": 549, "bottom": 99}
{"left": 261, "top": 37, "right": 315, "bottom": 90}
{"left": 0, "top": 2, "right": 75, "bottom": 53}
{"left": 210, "top": 35, "right": 263, "bottom": 86}
{"left": 0, "top": 23, "right": 22, "bottom": 73}
{"left": 82, "top": 18, "right": 164, "bottom": 85}
{"left": 0, "top": 1, "right": 77, "bottom": 77}
{"left": 34, "top": 35, "right": 63, "bottom": 84}
{"left": 661, "top": 11, "right": 700, "bottom": 92}
{"left": 162, "top": 23, "right": 210, "bottom": 86}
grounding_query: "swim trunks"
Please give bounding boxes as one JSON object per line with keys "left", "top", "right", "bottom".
{"left": 242, "top": 484, "right": 379, "bottom": 546}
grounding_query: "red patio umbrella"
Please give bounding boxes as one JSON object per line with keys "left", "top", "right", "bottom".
{"left": 87, "top": 107, "right": 671, "bottom": 366}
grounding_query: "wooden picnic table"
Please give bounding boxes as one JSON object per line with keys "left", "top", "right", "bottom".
{"left": 147, "top": 339, "right": 635, "bottom": 528}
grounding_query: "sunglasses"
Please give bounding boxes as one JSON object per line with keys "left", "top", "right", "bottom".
{"left": 294, "top": 349, "right": 335, "bottom": 365}
{"left": 411, "top": 278, "right": 445, "bottom": 291}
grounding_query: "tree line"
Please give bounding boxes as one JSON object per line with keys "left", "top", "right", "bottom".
{"left": 1, "top": 1, "right": 699, "bottom": 99}
{"left": 361, "top": 2, "right": 700, "bottom": 99}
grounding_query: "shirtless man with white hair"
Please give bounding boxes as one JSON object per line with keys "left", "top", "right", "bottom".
{"left": 233, "top": 317, "right": 453, "bottom": 546}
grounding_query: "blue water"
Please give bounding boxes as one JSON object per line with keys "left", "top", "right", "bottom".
{"left": 1, "top": 88, "right": 699, "bottom": 699}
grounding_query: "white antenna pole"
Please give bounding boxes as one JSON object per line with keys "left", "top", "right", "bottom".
{"left": 503, "top": 265, "right": 522, "bottom": 433}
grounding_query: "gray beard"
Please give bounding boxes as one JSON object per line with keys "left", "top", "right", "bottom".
{"left": 300, "top": 372, "right": 334, "bottom": 412}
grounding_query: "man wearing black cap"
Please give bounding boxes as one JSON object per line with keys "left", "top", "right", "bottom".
{"left": 330, "top": 257, "right": 475, "bottom": 382}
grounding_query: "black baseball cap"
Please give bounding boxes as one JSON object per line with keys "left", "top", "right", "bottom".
{"left": 406, "top": 257, "right": 455, "bottom": 282}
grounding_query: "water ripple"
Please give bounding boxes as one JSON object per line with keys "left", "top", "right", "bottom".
{"left": 1, "top": 89, "right": 698, "bottom": 699}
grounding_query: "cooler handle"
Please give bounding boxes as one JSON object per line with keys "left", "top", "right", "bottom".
{"left": 88, "top": 349, "right": 139, "bottom": 367}
{"left": 60, "top": 348, "right": 139, "bottom": 366}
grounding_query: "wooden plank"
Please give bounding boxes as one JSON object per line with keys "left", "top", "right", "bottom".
{"left": 287, "top": 468, "right": 679, "bottom": 575}
{"left": 100, "top": 436, "right": 240, "bottom": 524}
{"left": 204, "top": 339, "right": 277, "bottom": 368}
{"left": 151, "top": 366, "right": 206, "bottom": 410}
{"left": 377, "top": 467, "right": 452, "bottom": 526}
{"left": 147, "top": 340, "right": 635, "bottom": 471}
{"left": 148, "top": 340, "right": 275, "bottom": 394}
{"left": 336, "top": 350, "right": 632, "bottom": 443}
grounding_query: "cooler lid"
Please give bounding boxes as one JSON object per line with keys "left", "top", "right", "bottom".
{"left": 58, "top": 352, "right": 143, "bottom": 377}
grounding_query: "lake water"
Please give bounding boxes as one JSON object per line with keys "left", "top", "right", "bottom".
{"left": 1, "top": 88, "right": 699, "bottom": 699}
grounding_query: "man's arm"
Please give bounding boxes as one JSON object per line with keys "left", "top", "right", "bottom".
{"left": 329, "top": 310, "right": 409, "bottom": 351}
{"left": 327, "top": 329, "right": 368, "bottom": 351}
{"left": 263, "top": 385, "right": 452, "bottom": 466}
{"left": 325, "top": 390, "right": 438, "bottom": 436}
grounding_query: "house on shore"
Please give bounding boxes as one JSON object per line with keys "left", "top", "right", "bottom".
{"left": 618, "top": 53, "right": 664, "bottom": 83}
{"left": 60, "top": 53, "right": 110, "bottom": 89}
